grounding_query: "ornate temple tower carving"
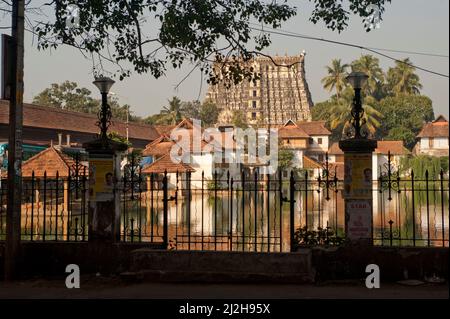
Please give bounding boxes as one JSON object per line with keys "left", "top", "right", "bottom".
{"left": 207, "top": 52, "right": 313, "bottom": 125}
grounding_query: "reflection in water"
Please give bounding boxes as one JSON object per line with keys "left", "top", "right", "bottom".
{"left": 1, "top": 184, "right": 448, "bottom": 251}
{"left": 124, "top": 185, "right": 448, "bottom": 251}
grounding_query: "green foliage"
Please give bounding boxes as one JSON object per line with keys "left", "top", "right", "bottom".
{"left": 374, "top": 95, "right": 434, "bottom": 148}
{"left": 313, "top": 87, "right": 382, "bottom": 141}
{"left": 351, "top": 55, "right": 384, "bottom": 97}
{"left": 33, "top": 1, "right": 389, "bottom": 83}
{"left": 32, "top": 81, "right": 140, "bottom": 122}
{"left": 199, "top": 100, "right": 219, "bottom": 126}
{"left": 278, "top": 148, "right": 295, "bottom": 172}
{"left": 321, "top": 59, "right": 349, "bottom": 99}
{"left": 385, "top": 127, "right": 416, "bottom": 150}
{"left": 400, "top": 155, "right": 448, "bottom": 179}
{"left": 108, "top": 131, "right": 131, "bottom": 147}
{"left": 231, "top": 110, "right": 249, "bottom": 129}
{"left": 144, "top": 97, "right": 219, "bottom": 126}
{"left": 386, "top": 58, "right": 422, "bottom": 96}
{"left": 294, "top": 226, "right": 347, "bottom": 246}
{"left": 317, "top": 55, "right": 429, "bottom": 144}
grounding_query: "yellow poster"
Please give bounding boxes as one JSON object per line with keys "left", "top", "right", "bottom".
{"left": 89, "top": 158, "right": 114, "bottom": 199}
{"left": 343, "top": 153, "right": 372, "bottom": 199}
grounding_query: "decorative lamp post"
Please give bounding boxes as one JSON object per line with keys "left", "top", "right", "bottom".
{"left": 339, "top": 71, "right": 377, "bottom": 244}
{"left": 93, "top": 76, "right": 115, "bottom": 140}
{"left": 83, "top": 76, "right": 126, "bottom": 244}
{"left": 346, "top": 72, "right": 369, "bottom": 139}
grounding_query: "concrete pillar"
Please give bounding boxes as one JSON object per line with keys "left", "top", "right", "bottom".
{"left": 339, "top": 138, "right": 377, "bottom": 244}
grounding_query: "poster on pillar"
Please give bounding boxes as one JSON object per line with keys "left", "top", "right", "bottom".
{"left": 346, "top": 200, "right": 372, "bottom": 240}
{"left": 89, "top": 157, "right": 114, "bottom": 201}
{"left": 343, "top": 153, "right": 372, "bottom": 199}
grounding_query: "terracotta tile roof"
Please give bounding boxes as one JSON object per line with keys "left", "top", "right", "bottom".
{"left": 154, "top": 125, "right": 176, "bottom": 136}
{"left": 375, "top": 141, "right": 410, "bottom": 155}
{"left": 296, "top": 121, "right": 331, "bottom": 136}
{"left": 303, "top": 155, "right": 322, "bottom": 169}
{"left": 278, "top": 120, "right": 309, "bottom": 138}
{"left": 21, "top": 147, "right": 86, "bottom": 177}
{"left": 328, "top": 142, "right": 344, "bottom": 155}
{"left": 417, "top": 116, "right": 449, "bottom": 138}
{"left": 0, "top": 100, "right": 160, "bottom": 142}
{"left": 142, "top": 135, "right": 175, "bottom": 157}
{"left": 141, "top": 154, "right": 195, "bottom": 174}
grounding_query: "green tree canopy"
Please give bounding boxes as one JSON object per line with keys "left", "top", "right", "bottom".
{"left": 374, "top": 95, "right": 434, "bottom": 148}
{"left": 26, "top": 0, "right": 389, "bottom": 84}
{"left": 32, "top": 81, "right": 140, "bottom": 122}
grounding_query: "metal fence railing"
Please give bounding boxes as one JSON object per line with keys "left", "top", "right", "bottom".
{"left": 1, "top": 155, "right": 448, "bottom": 252}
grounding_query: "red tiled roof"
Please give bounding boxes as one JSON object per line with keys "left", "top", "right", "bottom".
{"left": 154, "top": 125, "right": 176, "bottom": 136}
{"left": 417, "top": 116, "right": 448, "bottom": 138}
{"left": 142, "top": 135, "right": 175, "bottom": 157}
{"left": 303, "top": 155, "right": 322, "bottom": 169}
{"left": 21, "top": 147, "right": 86, "bottom": 177}
{"left": 0, "top": 100, "right": 160, "bottom": 142}
{"left": 375, "top": 141, "right": 410, "bottom": 155}
{"left": 296, "top": 121, "right": 331, "bottom": 136}
{"left": 328, "top": 142, "right": 344, "bottom": 155}
{"left": 141, "top": 154, "right": 195, "bottom": 174}
{"left": 278, "top": 120, "right": 309, "bottom": 138}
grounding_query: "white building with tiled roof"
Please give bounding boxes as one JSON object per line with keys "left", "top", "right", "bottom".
{"left": 414, "top": 115, "right": 449, "bottom": 157}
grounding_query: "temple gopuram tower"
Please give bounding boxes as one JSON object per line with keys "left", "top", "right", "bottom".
{"left": 206, "top": 52, "right": 313, "bottom": 125}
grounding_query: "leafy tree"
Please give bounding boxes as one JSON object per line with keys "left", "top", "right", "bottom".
{"left": 33, "top": 81, "right": 99, "bottom": 113}
{"left": 180, "top": 100, "right": 201, "bottom": 120}
{"left": 29, "top": 0, "right": 390, "bottom": 84}
{"left": 143, "top": 113, "right": 172, "bottom": 125}
{"left": 400, "top": 155, "right": 448, "bottom": 179}
{"left": 385, "top": 127, "right": 416, "bottom": 150}
{"left": 199, "top": 100, "right": 219, "bottom": 126}
{"left": 33, "top": 81, "right": 140, "bottom": 122}
{"left": 278, "top": 148, "right": 295, "bottom": 172}
{"left": 351, "top": 55, "right": 384, "bottom": 98}
{"left": 386, "top": 58, "right": 422, "bottom": 96}
{"left": 374, "top": 95, "right": 434, "bottom": 146}
{"left": 321, "top": 59, "right": 349, "bottom": 99}
{"left": 231, "top": 110, "right": 248, "bottom": 129}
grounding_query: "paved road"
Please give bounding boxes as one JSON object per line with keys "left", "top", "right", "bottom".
{"left": 0, "top": 277, "right": 448, "bottom": 299}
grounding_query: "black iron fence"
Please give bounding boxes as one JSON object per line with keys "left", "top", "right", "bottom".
{"left": 0, "top": 157, "right": 449, "bottom": 251}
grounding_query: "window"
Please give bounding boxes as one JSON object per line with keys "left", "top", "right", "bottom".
{"left": 318, "top": 138, "right": 323, "bottom": 145}
{"left": 252, "top": 100, "right": 257, "bottom": 108}
{"left": 309, "top": 138, "right": 314, "bottom": 145}
{"left": 253, "top": 90, "right": 257, "bottom": 97}
{"left": 252, "top": 112, "right": 257, "bottom": 119}
{"left": 318, "top": 154, "right": 324, "bottom": 162}
{"left": 283, "top": 170, "right": 288, "bottom": 178}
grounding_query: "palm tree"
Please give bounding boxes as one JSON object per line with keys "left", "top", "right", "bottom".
{"left": 321, "top": 59, "right": 349, "bottom": 99}
{"left": 351, "top": 55, "right": 384, "bottom": 97}
{"left": 161, "top": 96, "right": 183, "bottom": 124}
{"left": 386, "top": 58, "right": 422, "bottom": 96}
{"left": 327, "top": 87, "right": 383, "bottom": 138}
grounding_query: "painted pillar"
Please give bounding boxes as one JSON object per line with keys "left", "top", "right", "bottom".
{"left": 83, "top": 139, "right": 128, "bottom": 243}
{"left": 339, "top": 138, "right": 377, "bottom": 244}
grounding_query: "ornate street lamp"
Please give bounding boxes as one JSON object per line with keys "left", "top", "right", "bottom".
{"left": 93, "top": 76, "right": 115, "bottom": 140}
{"left": 346, "top": 71, "right": 368, "bottom": 139}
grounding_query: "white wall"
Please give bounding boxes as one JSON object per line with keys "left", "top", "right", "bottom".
{"left": 310, "top": 135, "right": 329, "bottom": 151}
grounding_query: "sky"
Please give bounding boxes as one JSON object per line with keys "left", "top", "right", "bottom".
{"left": 0, "top": 0, "right": 449, "bottom": 118}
